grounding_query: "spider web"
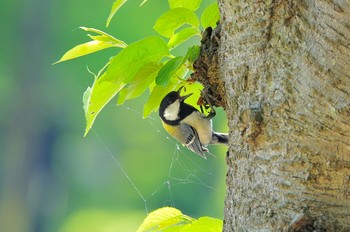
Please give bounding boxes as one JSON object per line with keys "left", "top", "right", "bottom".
{"left": 91, "top": 105, "right": 226, "bottom": 217}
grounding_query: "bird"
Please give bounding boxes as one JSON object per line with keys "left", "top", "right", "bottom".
{"left": 159, "top": 86, "right": 229, "bottom": 158}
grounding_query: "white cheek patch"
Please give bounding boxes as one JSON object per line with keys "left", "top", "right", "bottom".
{"left": 163, "top": 100, "right": 180, "bottom": 121}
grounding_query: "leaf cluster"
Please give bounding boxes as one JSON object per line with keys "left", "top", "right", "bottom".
{"left": 55, "top": 0, "right": 219, "bottom": 136}
{"left": 137, "top": 207, "right": 222, "bottom": 232}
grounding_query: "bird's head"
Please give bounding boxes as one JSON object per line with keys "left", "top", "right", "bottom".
{"left": 159, "top": 86, "right": 193, "bottom": 122}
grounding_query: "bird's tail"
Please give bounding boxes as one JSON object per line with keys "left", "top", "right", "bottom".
{"left": 212, "top": 132, "right": 229, "bottom": 145}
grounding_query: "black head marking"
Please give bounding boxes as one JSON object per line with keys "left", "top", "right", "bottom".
{"left": 159, "top": 90, "right": 198, "bottom": 125}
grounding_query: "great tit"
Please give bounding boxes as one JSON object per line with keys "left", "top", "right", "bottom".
{"left": 159, "top": 86, "right": 228, "bottom": 158}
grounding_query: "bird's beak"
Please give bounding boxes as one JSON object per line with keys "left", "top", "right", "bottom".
{"left": 177, "top": 86, "right": 185, "bottom": 94}
{"left": 177, "top": 86, "right": 193, "bottom": 102}
{"left": 179, "top": 93, "right": 193, "bottom": 102}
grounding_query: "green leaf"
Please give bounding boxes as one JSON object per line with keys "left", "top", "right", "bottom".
{"left": 200, "top": 3, "right": 220, "bottom": 29}
{"left": 83, "top": 37, "right": 169, "bottom": 135}
{"left": 54, "top": 27, "right": 127, "bottom": 64}
{"left": 156, "top": 56, "right": 184, "bottom": 87}
{"left": 143, "top": 83, "right": 179, "bottom": 118}
{"left": 55, "top": 41, "right": 117, "bottom": 64}
{"left": 117, "top": 62, "right": 162, "bottom": 105}
{"left": 136, "top": 207, "right": 222, "bottom": 232}
{"left": 184, "top": 45, "right": 200, "bottom": 65}
{"left": 168, "top": 0, "right": 202, "bottom": 11}
{"left": 80, "top": 27, "right": 127, "bottom": 46}
{"left": 106, "top": 36, "right": 169, "bottom": 84}
{"left": 84, "top": 72, "right": 125, "bottom": 136}
{"left": 174, "top": 62, "right": 189, "bottom": 80}
{"left": 154, "top": 8, "right": 199, "bottom": 38}
{"left": 106, "top": 0, "right": 128, "bottom": 27}
{"left": 136, "top": 207, "right": 193, "bottom": 232}
{"left": 181, "top": 217, "right": 223, "bottom": 232}
{"left": 88, "top": 35, "right": 113, "bottom": 42}
{"left": 168, "top": 27, "right": 200, "bottom": 49}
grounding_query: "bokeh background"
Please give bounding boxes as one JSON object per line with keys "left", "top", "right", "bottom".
{"left": 0, "top": 0, "right": 227, "bottom": 231}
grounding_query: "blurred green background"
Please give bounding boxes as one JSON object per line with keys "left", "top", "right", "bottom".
{"left": 0, "top": 0, "right": 227, "bottom": 232}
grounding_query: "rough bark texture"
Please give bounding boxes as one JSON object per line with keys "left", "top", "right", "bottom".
{"left": 191, "top": 25, "right": 226, "bottom": 108}
{"left": 215, "top": 0, "right": 350, "bottom": 231}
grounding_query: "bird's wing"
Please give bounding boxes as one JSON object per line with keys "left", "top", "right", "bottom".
{"left": 179, "top": 123, "right": 208, "bottom": 159}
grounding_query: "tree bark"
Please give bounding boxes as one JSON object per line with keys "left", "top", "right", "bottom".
{"left": 216, "top": 0, "right": 350, "bottom": 231}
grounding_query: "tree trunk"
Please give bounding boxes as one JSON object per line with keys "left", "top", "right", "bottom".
{"left": 217, "top": 1, "right": 350, "bottom": 231}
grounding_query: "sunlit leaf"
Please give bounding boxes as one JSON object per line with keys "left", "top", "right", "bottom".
{"left": 168, "top": 27, "right": 200, "bottom": 49}
{"left": 143, "top": 83, "right": 179, "bottom": 118}
{"left": 106, "top": 36, "right": 169, "bottom": 84}
{"left": 88, "top": 35, "right": 112, "bottom": 42}
{"left": 117, "top": 62, "right": 162, "bottom": 105}
{"left": 80, "top": 27, "right": 127, "bottom": 46}
{"left": 181, "top": 217, "right": 223, "bottom": 232}
{"left": 154, "top": 8, "right": 199, "bottom": 38}
{"left": 156, "top": 56, "right": 184, "bottom": 87}
{"left": 54, "top": 27, "right": 127, "bottom": 64}
{"left": 136, "top": 207, "right": 222, "bottom": 232}
{"left": 201, "top": 3, "right": 220, "bottom": 29}
{"left": 84, "top": 72, "right": 125, "bottom": 136}
{"left": 106, "top": 0, "right": 128, "bottom": 27}
{"left": 54, "top": 41, "right": 117, "bottom": 64}
{"left": 83, "top": 37, "right": 169, "bottom": 135}
{"left": 87, "top": 35, "right": 127, "bottom": 48}
{"left": 136, "top": 207, "right": 193, "bottom": 232}
{"left": 168, "top": 0, "right": 202, "bottom": 11}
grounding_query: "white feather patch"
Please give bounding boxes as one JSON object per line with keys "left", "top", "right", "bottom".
{"left": 163, "top": 100, "right": 180, "bottom": 121}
